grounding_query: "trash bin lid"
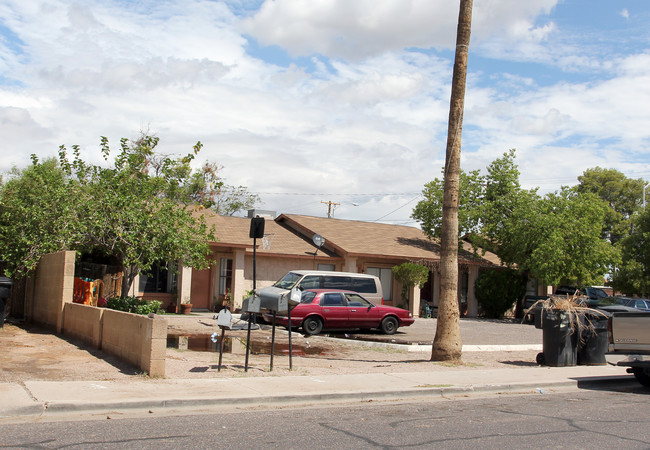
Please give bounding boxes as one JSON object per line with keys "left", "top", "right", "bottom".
{"left": 0, "top": 277, "right": 13, "bottom": 287}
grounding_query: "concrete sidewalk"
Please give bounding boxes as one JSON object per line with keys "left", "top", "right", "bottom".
{"left": 0, "top": 316, "right": 636, "bottom": 421}
{"left": 0, "top": 364, "right": 634, "bottom": 421}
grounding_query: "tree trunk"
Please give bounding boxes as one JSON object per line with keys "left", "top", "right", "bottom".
{"left": 431, "top": 0, "right": 473, "bottom": 362}
{"left": 121, "top": 264, "right": 138, "bottom": 298}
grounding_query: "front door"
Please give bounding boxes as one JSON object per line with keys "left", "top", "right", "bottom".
{"left": 190, "top": 268, "right": 212, "bottom": 310}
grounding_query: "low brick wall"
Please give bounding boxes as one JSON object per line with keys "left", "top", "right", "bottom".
{"left": 61, "top": 303, "right": 167, "bottom": 377}
{"left": 27, "top": 251, "right": 75, "bottom": 332}
{"left": 62, "top": 303, "right": 104, "bottom": 348}
{"left": 101, "top": 309, "right": 167, "bottom": 377}
{"left": 27, "top": 250, "right": 168, "bottom": 377}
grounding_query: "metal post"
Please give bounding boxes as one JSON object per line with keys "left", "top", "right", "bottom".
{"left": 288, "top": 305, "right": 293, "bottom": 370}
{"left": 217, "top": 327, "right": 226, "bottom": 371}
{"left": 270, "top": 311, "right": 276, "bottom": 371}
{"left": 244, "top": 236, "right": 257, "bottom": 372}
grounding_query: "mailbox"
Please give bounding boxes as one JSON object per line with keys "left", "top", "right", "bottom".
{"left": 242, "top": 295, "right": 261, "bottom": 313}
{"left": 258, "top": 287, "right": 301, "bottom": 313}
{"left": 259, "top": 289, "right": 288, "bottom": 312}
{"left": 217, "top": 308, "right": 232, "bottom": 329}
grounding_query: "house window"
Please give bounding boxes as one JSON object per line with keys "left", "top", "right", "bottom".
{"left": 219, "top": 258, "right": 233, "bottom": 296}
{"left": 141, "top": 262, "right": 176, "bottom": 293}
{"left": 367, "top": 267, "right": 392, "bottom": 301}
{"left": 317, "top": 264, "right": 335, "bottom": 271}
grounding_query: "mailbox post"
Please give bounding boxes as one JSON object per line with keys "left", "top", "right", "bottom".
{"left": 241, "top": 294, "right": 260, "bottom": 372}
{"left": 215, "top": 308, "right": 232, "bottom": 371}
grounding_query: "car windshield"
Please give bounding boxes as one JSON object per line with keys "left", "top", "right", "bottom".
{"left": 600, "top": 296, "right": 627, "bottom": 306}
{"left": 273, "top": 272, "right": 302, "bottom": 289}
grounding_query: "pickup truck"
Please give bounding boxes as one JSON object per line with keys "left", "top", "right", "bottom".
{"left": 608, "top": 311, "right": 650, "bottom": 387}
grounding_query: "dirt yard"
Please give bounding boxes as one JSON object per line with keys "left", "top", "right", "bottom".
{"left": 1, "top": 319, "right": 539, "bottom": 383}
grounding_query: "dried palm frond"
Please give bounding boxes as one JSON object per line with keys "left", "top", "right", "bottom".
{"left": 524, "top": 292, "right": 608, "bottom": 343}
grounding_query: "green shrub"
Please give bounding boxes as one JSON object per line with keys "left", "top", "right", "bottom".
{"left": 474, "top": 269, "right": 526, "bottom": 318}
{"left": 105, "top": 296, "right": 162, "bottom": 315}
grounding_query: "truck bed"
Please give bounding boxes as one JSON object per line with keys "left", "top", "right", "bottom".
{"left": 608, "top": 311, "right": 650, "bottom": 354}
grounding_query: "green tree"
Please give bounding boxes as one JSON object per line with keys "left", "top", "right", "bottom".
{"left": 175, "top": 161, "right": 260, "bottom": 216}
{"left": 413, "top": 150, "right": 618, "bottom": 303}
{"left": 577, "top": 167, "right": 645, "bottom": 243}
{"left": 0, "top": 158, "right": 84, "bottom": 277}
{"left": 526, "top": 187, "right": 619, "bottom": 286}
{"left": 612, "top": 207, "right": 650, "bottom": 296}
{"left": 1, "top": 135, "right": 257, "bottom": 299}
{"left": 59, "top": 135, "right": 216, "bottom": 296}
{"left": 411, "top": 168, "right": 484, "bottom": 241}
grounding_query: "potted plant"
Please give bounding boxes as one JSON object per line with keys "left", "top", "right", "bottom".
{"left": 180, "top": 297, "right": 193, "bottom": 315}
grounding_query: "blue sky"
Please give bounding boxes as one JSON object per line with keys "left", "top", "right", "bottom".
{"left": 1, "top": 0, "right": 649, "bottom": 226}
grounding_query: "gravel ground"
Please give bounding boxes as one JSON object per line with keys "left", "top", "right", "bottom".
{"left": 0, "top": 316, "right": 541, "bottom": 382}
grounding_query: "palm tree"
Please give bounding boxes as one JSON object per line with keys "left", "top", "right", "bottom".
{"left": 431, "top": 0, "right": 473, "bottom": 362}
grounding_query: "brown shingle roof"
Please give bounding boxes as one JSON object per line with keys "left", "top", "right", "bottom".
{"left": 277, "top": 214, "right": 500, "bottom": 266}
{"left": 192, "top": 209, "right": 500, "bottom": 266}
{"left": 194, "top": 209, "right": 333, "bottom": 258}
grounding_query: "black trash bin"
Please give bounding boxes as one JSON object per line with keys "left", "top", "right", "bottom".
{"left": 0, "top": 277, "right": 13, "bottom": 328}
{"left": 577, "top": 310, "right": 610, "bottom": 366}
{"left": 538, "top": 309, "right": 578, "bottom": 367}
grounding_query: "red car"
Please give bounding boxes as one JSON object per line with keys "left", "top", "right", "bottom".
{"left": 265, "top": 289, "right": 414, "bottom": 335}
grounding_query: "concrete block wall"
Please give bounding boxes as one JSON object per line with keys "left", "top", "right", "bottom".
{"left": 29, "top": 250, "right": 75, "bottom": 332}
{"left": 101, "top": 309, "right": 167, "bottom": 377}
{"left": 62, "top": 303, "right": 104, "bottom": 348}
{"left": 28, "top": 251, "right": 168, "bottom": 377}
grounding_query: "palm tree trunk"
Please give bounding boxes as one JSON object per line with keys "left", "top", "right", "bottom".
{"left": 431, "top": 0, "right": 473, "bottom": 361}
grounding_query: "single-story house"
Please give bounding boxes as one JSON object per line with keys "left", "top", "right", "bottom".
{"left": 133, "top": 210, "right": 503, "bottom": 318}
{"left": 132, "top": 210, "right": 501, "bottom": 317}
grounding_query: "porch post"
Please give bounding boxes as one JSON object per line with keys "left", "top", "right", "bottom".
{"left": 177, "top": 263, "right": 193, "bottom": 306}
{"left": 467, "top": 266, "right": 479, "bottom": 318}
{"left": 409, "top": 285, "right": 421, "bottom": 318}
{"left": 232, "top": 249, "right": 246, "bottom": 310}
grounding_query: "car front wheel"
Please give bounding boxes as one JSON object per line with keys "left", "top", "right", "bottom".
{"left": 302, "top": 317, "right": 323, "bottom": 336}
{"left": 380, "top": 316, "right": 398, "bottom": 335}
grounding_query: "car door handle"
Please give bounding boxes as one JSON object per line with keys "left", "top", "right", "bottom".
{"left": 350, "top": 309, "right": 357, "bottom": 312}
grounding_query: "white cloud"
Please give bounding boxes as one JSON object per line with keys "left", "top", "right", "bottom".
{"left": 242, "top": 0, "right": 560, "bottom": 60}
{"left": 1, "top": 0, "right": 649, "bottom": 227}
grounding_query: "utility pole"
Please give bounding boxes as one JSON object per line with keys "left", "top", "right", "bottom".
{"left": 644, "top": 183, "right": 649, "bottom": 209}
{"left": 321, "top": 200, "right": 340, "bottom": 218}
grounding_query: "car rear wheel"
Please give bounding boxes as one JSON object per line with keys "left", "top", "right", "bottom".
{"left": 633, "top": 368, "right": 650, "bottom": 387}
{"left": 302, "top": 317, "right": 323, "bottom": 336}
{"left": 380, "top": 316, "right": 398, "bottom": 335}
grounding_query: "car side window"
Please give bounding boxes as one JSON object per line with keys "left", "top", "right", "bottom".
{"left": 345, "top": 293, "right": 372, "bottom": 307}
{"left": 351, "top": 278, "right": 377, "bottom": 294}
{"left": 321, "top": 293, "right": 345, "bottom": 307}
{"left": 322, "top": 276, "right": 351, "bottom": 290}
{"left": 298, "top": 276, "right": 320, "bottom": 290}
{"left": 300, "top": 291, "right": 317, "bottom": 304}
